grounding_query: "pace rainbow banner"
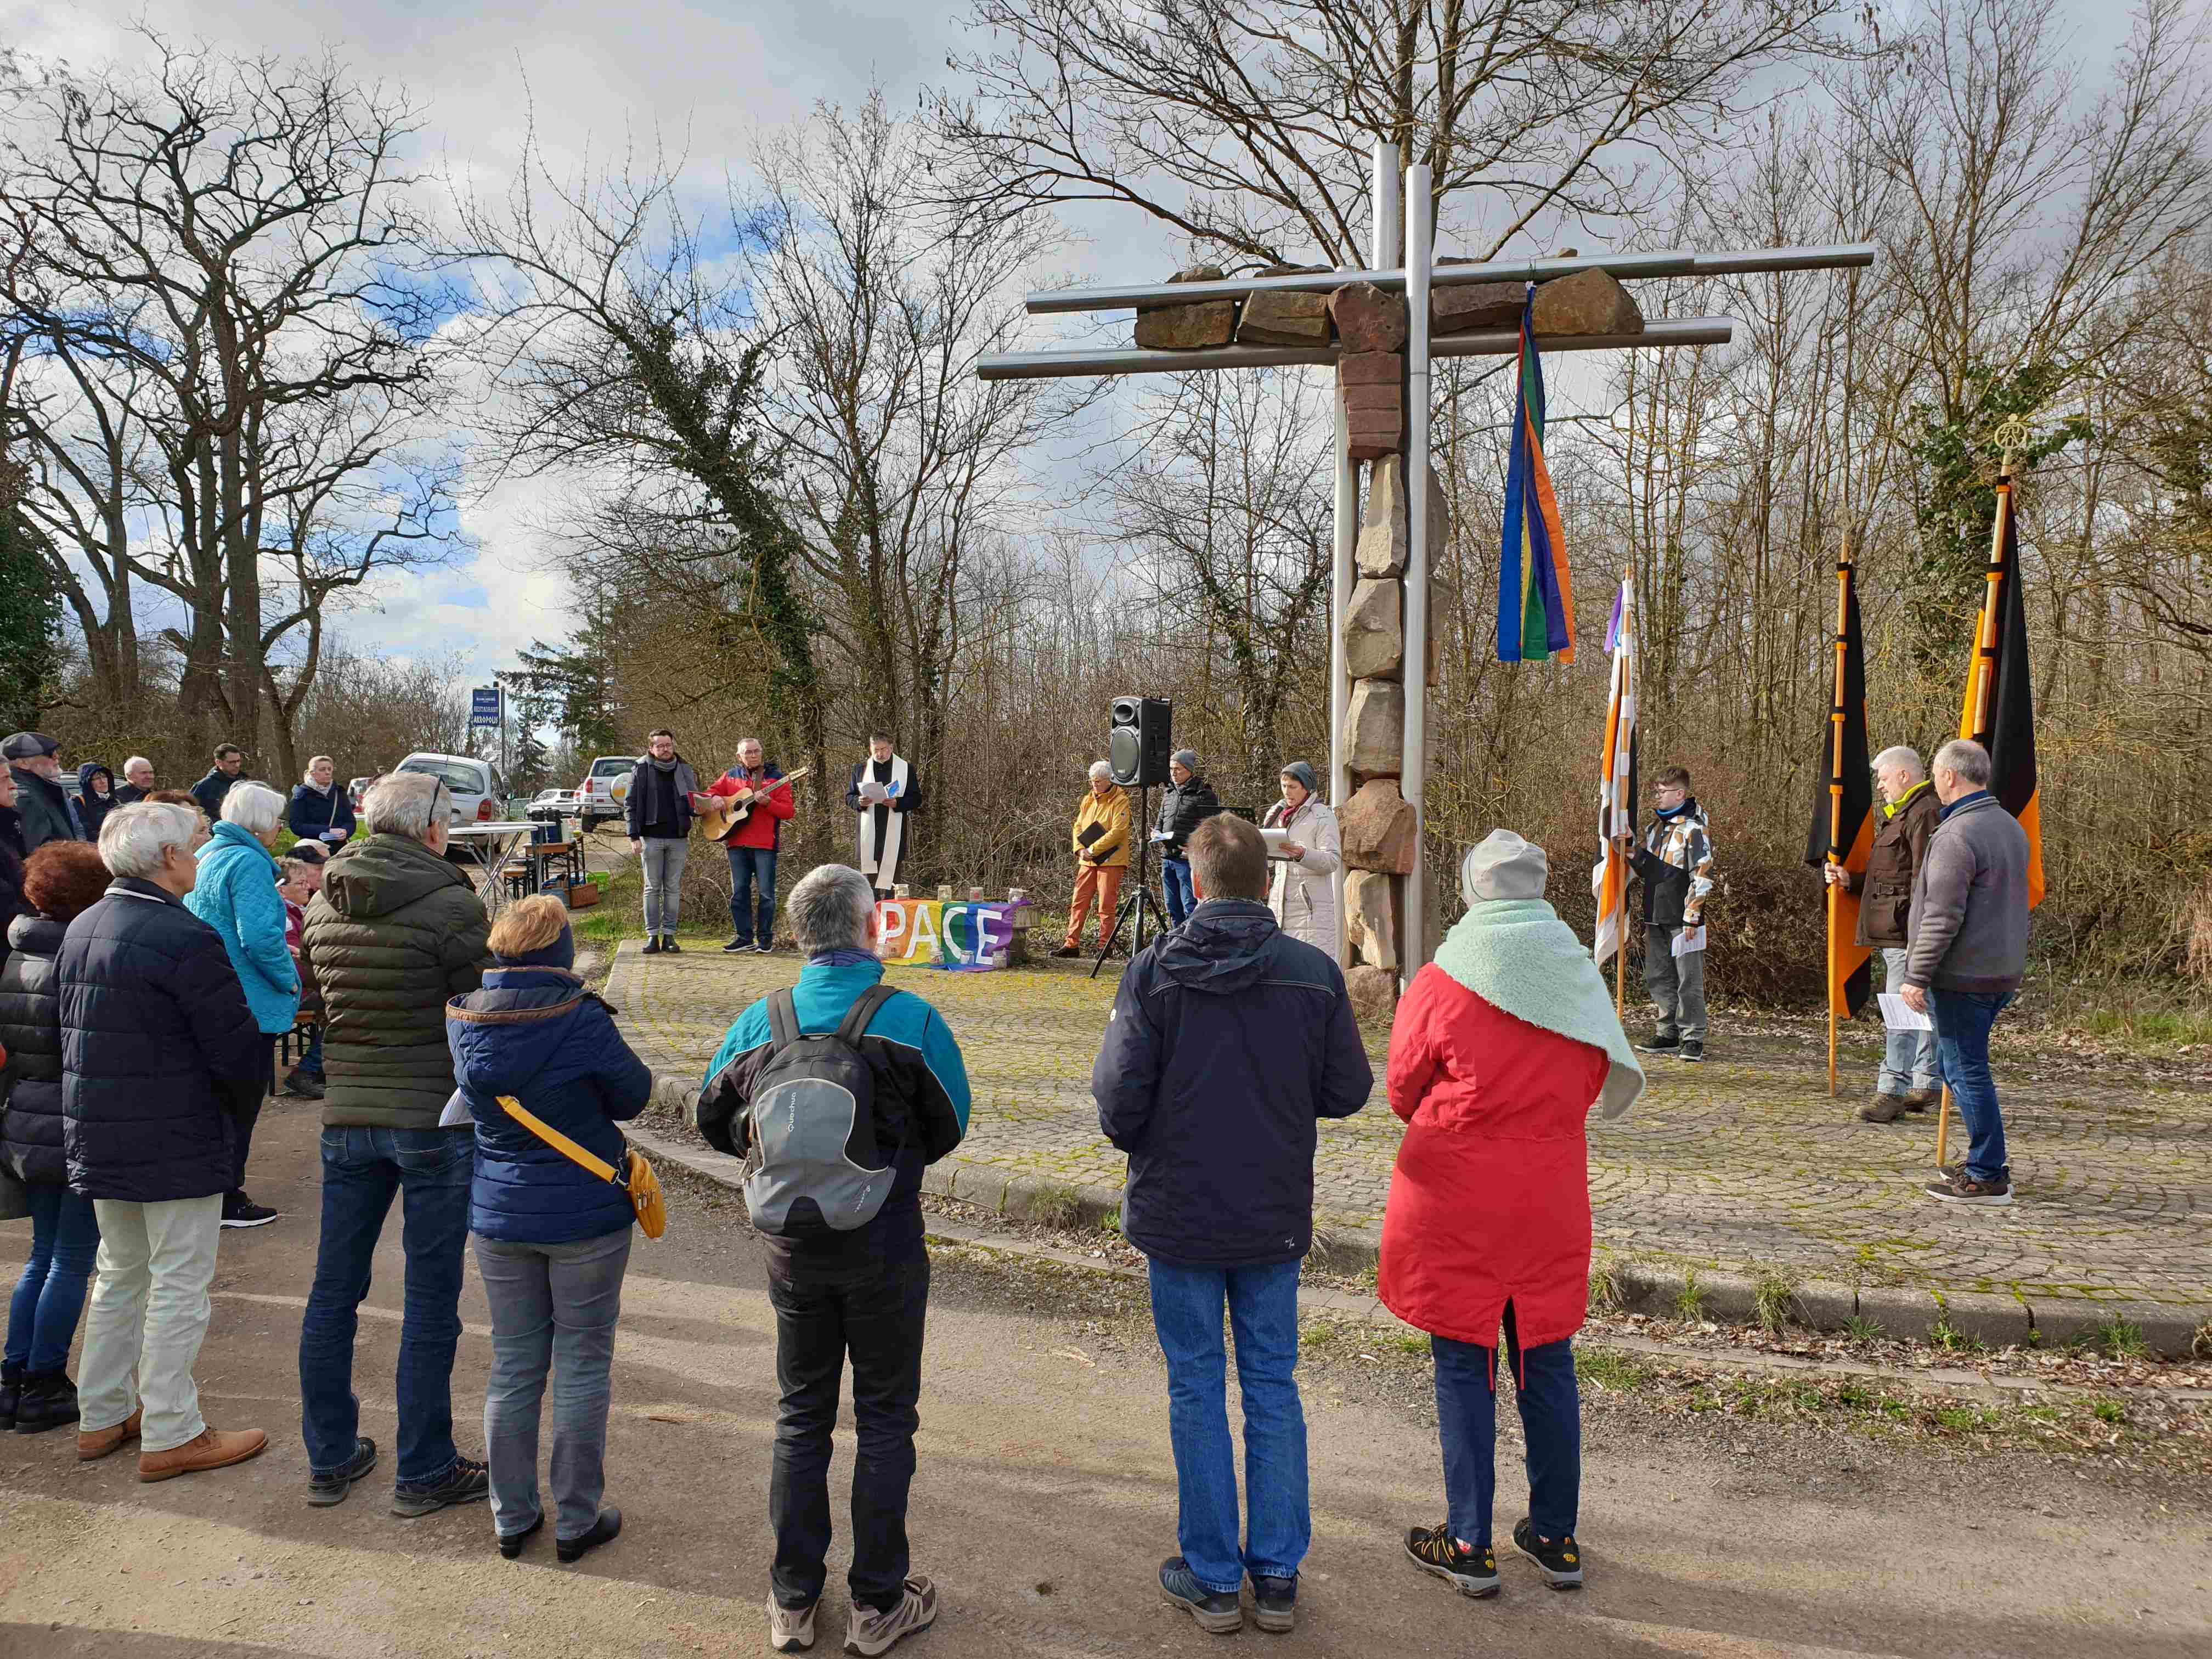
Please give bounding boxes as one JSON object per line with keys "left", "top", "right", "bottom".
{"left": 1496, "top": 289, "right": 1576, "bottom": 664}
{"left": 875, "top": 899, "right": 1031, "bottom": 972}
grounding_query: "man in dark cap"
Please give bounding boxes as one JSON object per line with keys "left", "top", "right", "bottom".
{"left": 3, "top": 733, "right": 84, "bottom": 853}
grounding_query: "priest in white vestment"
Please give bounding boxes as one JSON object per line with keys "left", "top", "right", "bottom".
{"left": 846, "top": 732, "right": 924, "bottom": 898}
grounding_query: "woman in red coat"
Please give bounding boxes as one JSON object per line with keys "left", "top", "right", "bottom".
{"left": 1381, "top": 831, "right": 1643, "bottom": 1602}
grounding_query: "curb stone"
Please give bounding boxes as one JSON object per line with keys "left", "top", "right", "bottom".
{"left": 639, "top": 1069, "right": 2207, "bottom": 1358}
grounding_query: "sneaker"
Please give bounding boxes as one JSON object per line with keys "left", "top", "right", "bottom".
{"left": 642, "top": 935, "right": 664, "bottom": 955}
{"left": 306, "top": 1435, "right": 377, "bottom": 1507}
{"left": 1923, "top": 1170, "right": 2015, "bottom": 1207}
{"left": 1635, "top": 1031, "right": 1680, "bottom": 1054}
{"left": 1858, "top": 1093, "right": 1909, "bottom": 1124}
{"left": 768, "top": 1595, "right": 817, "bottom": 1652}
{"left": 13, "top": 1370, "right": 81, "bottom": 1435}
{"left": 1158, "top": 1557, "right": 1241, "bottom": 1634}
{"left": 221, "top": 1194, "right": 280, "bottom": 1229}
{"left": 845, "top": 1575, "right": 938, "bottom": 1655}
{"left": 282, "top": 1069, "right": 326, "bottom": 1100}
{"left": 1678, "top": 1039, "right": 1705, "bottom": 1063}
{"left": 1901, "top": 1087, "right": 1942, "bottom": 1113}
{"left": 724, "top": 938, "right": 753, "bottom": 953}
{"left": 1404, "top": 1523, "right": 1500, "bottom": 1598}
{"left": 1249, "top": 1572, "right": 1297, "bottom": 1633}
{"left": 753, "top": 941, "right": 772, "bottom": 955}
{"left": 391, "top": 1455, "right": 491, "bottom": 1518}
{"left": 557, "top": 1504, "right": 622, "bottom": 1563}
{"left": 1511, "top": 1517, "right": 1584, "bottom": 1589}
{"left": 662, "top": 935, "right": 682, "bottom": 954}
{"left": 139, "top": 1425, "right": 268, "bottom": 1483}
{"left": 78, "top": 1408, "right": 141, "bottom": 1461}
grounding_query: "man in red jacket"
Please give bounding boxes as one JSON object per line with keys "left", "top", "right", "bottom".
{"left": 706, "top": 738, "right": 797, "bottom": 955}
{"left": 1381, "top": 830, "right": 1642, "bottom": 1602}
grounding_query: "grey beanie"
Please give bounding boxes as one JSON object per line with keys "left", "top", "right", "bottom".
{"left": 1171, "top": 748, "right": 1200, "bottom": 773}
{"left": 1460, "top": 829, "right": 1549, "bottom": 904}
{"left": 1279, "top": 760, "right": 1320, "bottom": 797}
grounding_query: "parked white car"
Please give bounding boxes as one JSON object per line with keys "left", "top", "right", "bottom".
{"left": 392, "top": 752, "right": 511, "bottom": 832}
{"left": 578, "top": 754, "right": 641, "bottom": 831}
{"left": 526, "top": 787, "right": 583, "bottom": 822}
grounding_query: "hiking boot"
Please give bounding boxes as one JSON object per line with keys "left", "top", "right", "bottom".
{"left": 1635, "top": 1030, "right": 1680, "bottom": 1054}
{"left": 845, "top": 1575, "right": 939, "bottom": 1655}
{"left": 1249, "top": 1572, "right": 1297, "bottom": 1633}
{"left": 1923, "top": 1170, "right": 2015, "bottom": 1207}
{"left": 283, "top": 1069, "right": 326, "bottom": 1100}
{"left": 768, "top": 1595, "right": 817, "bottom": 1652}
{"left": 1859, "top": 1092, "right": 1909, "bottom": 1124}
{"left": 724, "top": 938, "right": 753, "bottom": 953}
{"left": 139, "top": 1425, "right": 268, "bottom": 1483}
{"left": 1158, "top": 1558, "right": 1241, "bottom": 1634}
{"left": 306, "top": 1435, "right": 377, "bottom": 1506}
{"left": 1901, "top": 1087, "right": 1941, "bottom": 1113}
{"left": 0, "top": 1362, "right": 19, "bottom": 1431}
{"left": 662, "top": 935, "right": 682, "bottom": 953}
{"left": 391, "top": 1455, "right": 490, "bottom": 1517}
{"left": 557, "top": 1504, "right": 622, "bottom": 1563}
{"left": 221, "top": 1194, "right": 279, "bottom": 1229}
{"left": 1404, "top": 1523, "right": 1500, "bottom": 1599}
{"left": 1051, "top": 945, "right": 1080, "bottom": 959}
{"left": 13, "top": 1370, "right": 80, "bottom": 1434}
{"left": 1678, "top": 1039, "right": 1705, "bottom": 1063}
{"left": 1511, "top": 1517, "right": 1584, "bottom": 1589}
{"left": 78, "top": 1408, "right": 140, "bottom": 1460}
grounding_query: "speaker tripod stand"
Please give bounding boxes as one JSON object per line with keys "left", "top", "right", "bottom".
{"left": 1091, "top": 782, "right": 1175, "bottom": 979}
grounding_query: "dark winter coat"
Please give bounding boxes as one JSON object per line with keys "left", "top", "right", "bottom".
{"left": 0, "top": 806, "right": 24, "bottom": 958}
{"left": 59, "top": 878, "right": 266, "bottom": 1203}
{"left": 448, "top": 966, "right": 653, "bottom": 1244}
{"left": 303, "top": 833, "right": 492, "bottom": 1130}
{"left": 0, "top": 912, "right": 69, "bottom": 1187}
{"left": 1153, "top": 776, "right": 1222, "bottom": 860}
{"left": 1843, "top": 781, "right": 1939, "bottom": 949}
{"left": 9, "top": 765, "right": 81, "bottom": 854}
{"left": 288, "top": 780, "right": 358, "bottom": 845}
{"left": 1092, "top": 899, "right": 1371, "bottom": 1269}
{"left": 76, "top": 763, "right": 119, "bottom": 840}
{"left": 190, "top": 766, "right": 243, "bottom": 823}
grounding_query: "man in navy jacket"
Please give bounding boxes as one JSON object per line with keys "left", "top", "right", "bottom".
{"left": 1093, "top": 812, "right": 1370, "bottom": 1636}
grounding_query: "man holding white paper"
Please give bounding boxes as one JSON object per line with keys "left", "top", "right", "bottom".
{"left": 1614, "top": 766, "right": 1716, "bottom": 1063}
{"left": 1825, "top": 745, "right": 1943, "bottom": 1123}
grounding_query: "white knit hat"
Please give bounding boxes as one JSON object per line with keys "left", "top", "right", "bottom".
{"left": 1459, "top": 829, "right": 1549, "bottom": 904}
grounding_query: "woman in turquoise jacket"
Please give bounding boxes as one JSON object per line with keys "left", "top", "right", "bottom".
{"left": 184, "top": 781, "right": 298, "bottom": 1226}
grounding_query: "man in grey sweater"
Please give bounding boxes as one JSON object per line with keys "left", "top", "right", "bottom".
{"left": 1899, "top": 740, "right": 2031, "bottom": 1207}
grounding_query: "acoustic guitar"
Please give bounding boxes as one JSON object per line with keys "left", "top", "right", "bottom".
{"left": 697, "top": 766, "right": 812, "bottom": 846}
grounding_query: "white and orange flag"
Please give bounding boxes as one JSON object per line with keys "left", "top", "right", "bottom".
{"left": 1592, "top": 572, "right": 1638, "bottom": 967}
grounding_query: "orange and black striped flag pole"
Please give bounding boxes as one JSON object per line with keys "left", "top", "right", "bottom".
{"left": 1807, "top": 543, "right": 1873, "bottom": 1097}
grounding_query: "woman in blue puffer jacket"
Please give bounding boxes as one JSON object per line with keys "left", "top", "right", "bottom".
{"left": 447, "top": 894, "right": 651, "bottom": 1565}
{"left": 183, "top": 781, "right": 298, "bottom": 1227}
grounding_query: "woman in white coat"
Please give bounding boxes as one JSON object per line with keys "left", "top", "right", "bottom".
{"left": 1263, "top": 760, "right": 1341, "bottom": 958}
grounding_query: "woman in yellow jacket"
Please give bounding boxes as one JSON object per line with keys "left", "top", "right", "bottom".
{"left": 1056, "top": 761, "right": 1131, "bottom": 956}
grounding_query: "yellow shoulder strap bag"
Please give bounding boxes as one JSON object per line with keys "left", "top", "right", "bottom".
{"left": 497, "top": 1095, "right": 666, "bottom": 1240}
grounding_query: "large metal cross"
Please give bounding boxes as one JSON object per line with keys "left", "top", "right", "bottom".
{"left": 980, "top": 146, "right": 1872, "bottom": 980}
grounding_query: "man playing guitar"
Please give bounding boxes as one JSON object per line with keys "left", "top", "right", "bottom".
{"left": 704, "top": 738, "right": 799, "bottom": 954}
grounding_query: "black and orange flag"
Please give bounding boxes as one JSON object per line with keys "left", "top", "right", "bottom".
{"left": 1807, "top": 552, "right": 1872, "bottom": 1020}
{"left": 1960, "top": 474, "right": 2045, "bottom": 909}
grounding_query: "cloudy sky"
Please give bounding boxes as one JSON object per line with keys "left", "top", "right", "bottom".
{"left": 5, "top": 0, "right": 2137, "bottom": 690}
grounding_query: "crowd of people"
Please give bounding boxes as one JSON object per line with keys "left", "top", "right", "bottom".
{"left": 0, "top": 712, "right": 2033, "bottom": 1648}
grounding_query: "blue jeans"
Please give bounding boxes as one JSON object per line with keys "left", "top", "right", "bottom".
{"left": 1932, "top": 988, "right": 2014, "bottom": 1182}
{"left": 5, "top": 1184, "right": 100, "bottom": 1374}
{"left": 727, "top": 844, "right": 778, "bottom": 945}
{"left": 301, "top": 1022, "right": 324, "bottom": 1078}
{"left": 298, "top": 1126, "right": 474, "bottom": 1485}
{"left": 1433, "top": 1304, "right": 1580, "bottom": 1549}
{"left": 1147, "top": 1258, "right": 1308, "bottom": 1593}
{"left": 1161, "top": 858, "right": 1197, "bottom": 927}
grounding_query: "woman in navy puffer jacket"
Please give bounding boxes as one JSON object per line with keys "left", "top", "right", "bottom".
{"left": 446, "top": 895, "right": 651, "bottom": 1564}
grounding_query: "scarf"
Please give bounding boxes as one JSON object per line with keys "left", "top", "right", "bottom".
{"left": 1431, "top": 897, "right": 1645, "bottom": 1121}
{"left": 1882, "top": 778, "right": 1930, "bottom": 821}
{"left": 808, "top": 947, "right": 881, "bottom": 967}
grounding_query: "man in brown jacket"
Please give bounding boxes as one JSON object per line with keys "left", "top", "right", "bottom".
{"left": 1824, "top": 745, "right": 1942, "bottom": 1122}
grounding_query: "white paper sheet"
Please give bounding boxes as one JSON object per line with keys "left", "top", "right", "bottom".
{"left": 1672, "top": 924, "right": 1706, "bottom": 957}
{"left": 1877, "top": 992, "right": 1933, "bottom": 1031}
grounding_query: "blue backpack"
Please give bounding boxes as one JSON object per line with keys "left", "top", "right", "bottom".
{"left": 739, "top": 985, "right": 900, "bottom": 1238}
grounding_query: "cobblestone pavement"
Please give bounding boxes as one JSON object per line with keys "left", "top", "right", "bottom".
{"left": 608, "top": 944, "right": 2212, "bottom": 1310}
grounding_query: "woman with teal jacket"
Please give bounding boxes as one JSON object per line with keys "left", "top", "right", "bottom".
{"left": 184, "top": 781, "right": 298, "bottom": 1228}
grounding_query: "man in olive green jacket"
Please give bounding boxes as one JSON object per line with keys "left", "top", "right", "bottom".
{"left": 297, "top": 773, "right": 494, "bottom": 1515}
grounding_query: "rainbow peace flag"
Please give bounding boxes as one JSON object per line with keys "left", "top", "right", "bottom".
{"left": 1497, "top": 291, "right": 1575, "bottom": 663}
